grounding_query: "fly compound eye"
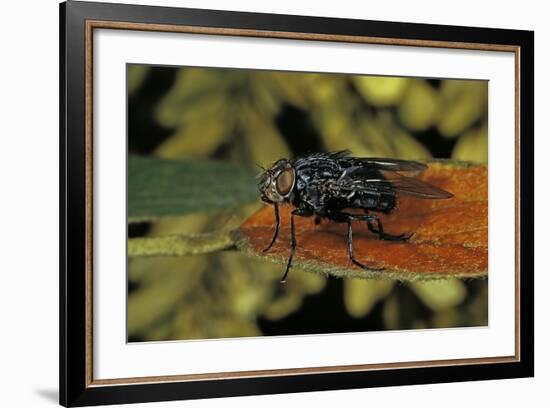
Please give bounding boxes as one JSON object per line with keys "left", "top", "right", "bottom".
{"left": 275, "top": 168, "right": 295, "bottom": 197}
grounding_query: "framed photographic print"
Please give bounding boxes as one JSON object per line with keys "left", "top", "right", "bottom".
{"left": 59, "top": 0, "right": 534, "bottom": 406}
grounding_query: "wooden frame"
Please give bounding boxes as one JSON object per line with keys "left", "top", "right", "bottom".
{"left": 60, "top": 1, "right": 534, "bottom": 406}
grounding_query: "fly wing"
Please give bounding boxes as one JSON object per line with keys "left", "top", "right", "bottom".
{"left": 341, "top": 168, "right": 453, "bottom": 199}
{"left": 328, "top": 150, "right": 352, "bottom": 159}
{"left": 325, "top": 153, "right": 450, "bottom": 198}
{"left": 351, "top": 157, "right": 428, "bottom": 172}
{"left": 378, "top": 170, "right": 453, "bottom": 199}
{"left": 327, "top": 151, "right": 428, "bottom": 172}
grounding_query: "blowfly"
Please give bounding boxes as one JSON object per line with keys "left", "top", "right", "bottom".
{"left": 257, "top": 151, "right": 453, "bottom": 282}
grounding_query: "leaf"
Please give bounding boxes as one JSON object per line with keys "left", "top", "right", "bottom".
{"left": 235, "top": 161, "right": 487, "bottom": 281}
{"left": 353, "top": 76, "right": 410, "bottom": 107}
{"left": 452, "top": 124, "right": 488, "bottom": 163}
{"left": 155, "top": 119, "right": 228, "bottom": 160}
{"left": 128, "top": 230, "right": 234, "bottom": 257}
{"left": 239, "top": 106, "right": 291, "bottom": 166}
{"left": 410, "top": 279, "right": 467, "bottom": 312}
{"left": 398, "top": 79, "right": 440, "bottom": 131}
{"left": 437, "top": 81, "right": 488, "bottom": 138}
{"left": 155, "top": 68, "right": 233, "bottom": 128}
{"left": 127, "top": 65, "right": 149, "bottom": 96}
{"left": 344, "top": 278, "right": 394, "bottom": 318}
{"left": 128, "top": 156, "right": 258, "bottom": 221}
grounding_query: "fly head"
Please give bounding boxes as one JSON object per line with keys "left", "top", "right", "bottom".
{"left": 257, "top": 159, "right": 296, "bottom": 204}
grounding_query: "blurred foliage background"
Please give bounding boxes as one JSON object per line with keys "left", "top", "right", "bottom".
{"left": 127, "top": 64, "right": 488, "bottom": 342}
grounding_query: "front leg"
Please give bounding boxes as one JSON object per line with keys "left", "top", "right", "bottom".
{"left": 280, "top": 207, "right": 313, "bottom": 283}
{"left": 263, "top": 203, "right": 280, "bottom": 253}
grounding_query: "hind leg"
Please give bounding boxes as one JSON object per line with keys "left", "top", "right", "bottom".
{"left": 365, "top": 213, "right": 413, "bottom": 241}
{"left": 332, "top": 211, "right": 384, "bottom": 272}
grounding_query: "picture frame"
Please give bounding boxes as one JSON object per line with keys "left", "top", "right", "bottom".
{"left": 59, "top": 0, "right": 534, "bottom": 406}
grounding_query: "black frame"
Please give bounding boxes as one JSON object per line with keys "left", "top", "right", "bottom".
{"left": 60, "top": 1, "right": 534, "bottom": 406}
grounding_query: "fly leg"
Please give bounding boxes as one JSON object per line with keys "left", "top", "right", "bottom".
{"left": 337, "top": 212, "right": 384, "bottom": 272}
{"left": 366, "top": 213, "right": 413, "bottom": 241}
{"left": 280, "top": 207, "right": 312, "bottom": 283}
{"left": 263, "top": 203, "right": 280, "bottom": 253}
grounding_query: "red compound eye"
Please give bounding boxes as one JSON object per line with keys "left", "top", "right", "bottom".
{"left": 275, "top": 168, "right": 294, "bottom": 196}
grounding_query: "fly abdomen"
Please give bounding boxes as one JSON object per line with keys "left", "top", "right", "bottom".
{"left": 357, "top": 190, "right": 396, "bottom": 213}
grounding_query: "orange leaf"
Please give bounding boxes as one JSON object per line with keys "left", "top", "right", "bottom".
{"left": 235, "top": 162, "right": 487, "bottom": 281}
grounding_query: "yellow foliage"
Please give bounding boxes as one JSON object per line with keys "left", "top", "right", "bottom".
{"left": 437, "top": 81, "right": 488, "bottom": 138}
{"left": 344, "top": 278, "right": 394, "bottom": 318}
{"left": 127, "top": 65, "right": 149, "bottom": 95}
{"left": 155, "top": 120, "right": 228, "bottom": 159}
{"left": 410, "top": 279, "right": 467, "bottom": 312}
{"left": 240, "top": 107, "right": 291, "bottom": 166}
{"left": 382, "top": 293, "right": 401, "bottom": 330}
{"left": 452, "top": 124, "right": 488, "bottom": 163}
{"left": 353, "top": 76, "right": 410, "bottom": 106}
{"left": 398, "top": 79, "right": 440, "bottom": 131}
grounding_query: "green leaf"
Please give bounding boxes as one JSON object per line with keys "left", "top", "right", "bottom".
{"left": 128, "top": 156, "right": 258, "bottom": 221}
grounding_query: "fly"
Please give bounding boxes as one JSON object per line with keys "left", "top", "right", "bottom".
{"left": 257, "top": 151, "right": 453, "bottom": 283}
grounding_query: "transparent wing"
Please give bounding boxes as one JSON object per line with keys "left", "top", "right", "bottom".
{"left": 324, "top": 150, "right": 353, "bottom": 160}
{"left": 351, "top": 157, "right": 428, "bottom": 172}
{"left": 341, "top": 170, "right": 453, "bottom": 199}
{"left": 375, "top": 171, "right": 453, "bottom": 199}
{"left": 326, "top": 151, "right": 428, "bottom": 172}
